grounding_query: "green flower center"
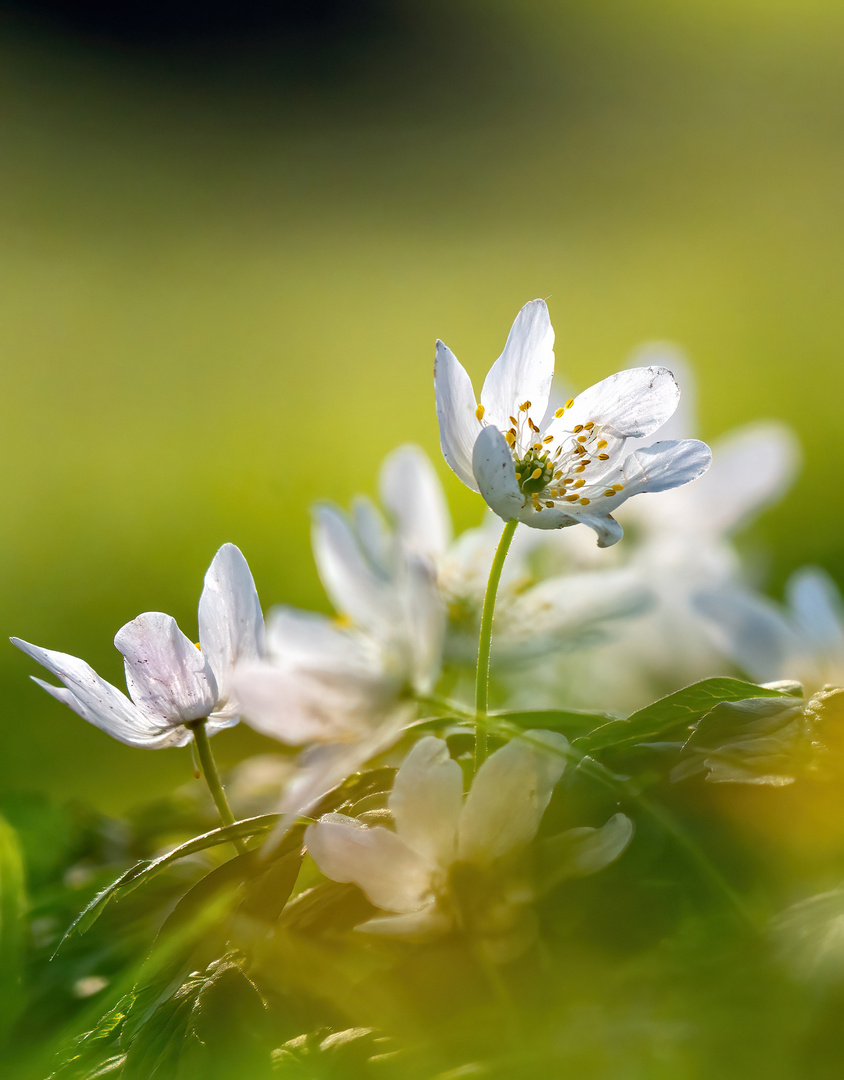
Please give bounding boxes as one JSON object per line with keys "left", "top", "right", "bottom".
{"left": 514, "top": 449, "right": 553, "bottom": 496}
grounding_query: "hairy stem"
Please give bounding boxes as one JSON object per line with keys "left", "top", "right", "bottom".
{"left": 475, "top": 517, "right": 519, "bottom": 769}
{"left": 189, "top": 720, "right": 248, "bottom": 855}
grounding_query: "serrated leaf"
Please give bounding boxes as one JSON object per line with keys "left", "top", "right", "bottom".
{"left": 572, "top": 678, "right": 794, "bottom": 754}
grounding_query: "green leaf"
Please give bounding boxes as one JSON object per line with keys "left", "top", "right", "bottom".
{"left": 573, "top": 678, "right": 796, "bottom": 755}
{"left": 57, "top": 814, "right": 280, "bottom": 950}
{"left": 489, "top": 708, "right": 617, "bottom": 738}
{"left": 0, "top": 813, "right": 26, "bottom": 1046}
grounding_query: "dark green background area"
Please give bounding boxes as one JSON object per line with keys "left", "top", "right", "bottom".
{"left": 2, "top": 0, "right": 843, "bottom": 810}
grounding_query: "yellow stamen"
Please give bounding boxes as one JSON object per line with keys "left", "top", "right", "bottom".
{"left": 554, "top": 407, "right": 565, "bottom": 418}
{"left": 574, "top": 479, "right": 585, "bottom": 488}
{"left": 577, "top": 435, "right": 588, "bottom": 443}
{"left": 565, "top": 494, "right": 579, "bottom": 502}
{"left": 505, "top": 430, "right": 516, "bottom": 446}
{"left": 597, "top": 439, "right": 607, "bottom": 449}
{"left": 597, "top": 453, "right": 609, "bottom": 460}
{"left": 575, "top": 465, "right": 586, "bottom": 473}
{"left": 573, "top": 424, "right": 584, "bottom": 433}
{"left": 519, "top": 400, "right": 531, "bottom": 411}
{"left": 530, "top": 467, "right": 543, "bottom": 479}
{"left": 613, "top": 483, "right": 623, "bottom": 491}
{"left": 579, "top": 497, "right": 590, "bottom": 506}
{"left": 603, "top": 489, "right": 616, "bottom": 497}
{"left": 543, "top": 435, "right": 554, "bottom": 444}
{"left": 584, "top": 421, "right": 595, "bottom": 430}
{"left": 545, "top": 501, "right": 555, "bottom": 508}
{"left": 565, "top": 398, "right": 574, "bottom": 409}
{"left": 509, "top": 415, "right": 518, "bottom": 426}
{"left": 475, "top": 403, "right": 485, "bottom": 420}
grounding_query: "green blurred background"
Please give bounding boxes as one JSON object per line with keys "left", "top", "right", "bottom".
{"left": 2, "top": 0, "right": 843, "bottom": 810}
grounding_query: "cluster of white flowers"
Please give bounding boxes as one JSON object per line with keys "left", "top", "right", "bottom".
{"left": 12, "top": 298, "right": 831, "bottom": 955}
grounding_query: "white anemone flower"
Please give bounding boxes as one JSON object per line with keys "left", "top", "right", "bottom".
{"left": 434, "top": 300, "right": 712, "bottom": 546}
{"left": 306, "top": 733, "right": 632, "bottom": 955}
{"left": 235, "top": 500, "right": 444, "bottom": 748}
{"left": 11, "top": 543, "right": 264, "bottom": 749}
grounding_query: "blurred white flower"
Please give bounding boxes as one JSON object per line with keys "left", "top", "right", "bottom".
{"left": 12, "top": 544, "right": 264, "bottom": 748}
{"left": 235, "top": 499, "right": 444, "bottom": 748}
{"left": 434, "top": 300, "right": 711, "bottom": 546}
{"left": 381, "top": 445, "right": 652, "bottom": 669}
{"left": 306, "top": 732, "right": 631, "bottom": 956}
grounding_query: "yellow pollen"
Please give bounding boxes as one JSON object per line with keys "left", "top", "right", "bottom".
{"left": 565, "top": 494, "right": 579, "bottom": 502}
{"left": 475, "top": 403, "right": 485, "bottom": 420}
{"left": 554, "top": 446, "right": 563, "bottom": 457}
{"left": 577, "top": 435, "right": 588, "bottom": 443}
{"left": 603, "top": 489, "right": 616, "bottom": 497}
{"left": 532, "top": 442, "right": 542, "bottom": 451}
{"left": 543, "top": 435, "right": 554, "bottom": 444}
{"left": 561, "top": 477, "right": 573, "bottom": 484}
{"left": 545, "top": 500, "right": 555, "bottom": 508}
{"left": 530, "top": 467, "right": 542, "bottom": 479}
{"left": 573, "top": 424, "right": 584, "bottom": 433}
{"left": 597, "top": 453, "right": 610, "bottom": 460}
{"left": 528, "top": 418, "right": 540, "bottom": 433}
{"left": 574, "top": 479, "right": 585, "bottom": 488}
{"left": 575, "top": 465, "right": 586, "bottom": 473}
{"left": 519, "top": 400, "right": 531, "bottom": 411}
{"left": 565, "top": 398, "right": 574, "bottom": 409}
{"left": 554, "top": 470, "right": 563, "bottom": 479}
{"left": 505, "top": 431, "right": 516, "bottom": 447}
{"left": 582, "top": 459, "right": 591, "bottom": 466}
{"left": 597, "top": 439, "right": 608, "bottom": 449}
{"left": 194, "top": 641, "right": 201, "bottom": 650}
{"left": 554, "top": 407, "right": 565, "bottom": 418}
{"left": 584, "top": 421, "right": 595, "bottom": 430}
{"left": 579, "top": 497, "right": 590, "bottom": 505}
{"left": 613, "top": 484, "right": 624, "bottom": 491}
{"left": 509, "top": 415, "right": 518, "bottom": 426}
{"left": 334, "top": 614, "right": 354, "bottom": 629}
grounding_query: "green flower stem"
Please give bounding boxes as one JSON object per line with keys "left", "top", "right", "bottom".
{"left": 475, "top": 517, "right": 519, "bottom": 769}
{"left": 188, "top": 720, "right": 248, "bottom": 855}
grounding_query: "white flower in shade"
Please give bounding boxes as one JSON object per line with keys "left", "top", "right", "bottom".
{"left": 434, "top": 300, "right": 712, "bottom": 546}
{"left": 305, "top": 733, "right": 631, "bottom": 954}
{"left": 11, "top": 544, "right": 264, "bottom": 748}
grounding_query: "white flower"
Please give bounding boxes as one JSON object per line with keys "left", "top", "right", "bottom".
{"left": 306, "top": 732, "right": 631, "bottom": 953}
{"left": 380, "top": 445, "right": 652, "bottom": 667}
{"left": 11, "top": 544, "right": 264, "bottom": 748}
{"left": 234, "top": 499, "right": 444, "bottom": 747}
{"left": 434, "top": 300, "right": 712, "bottom": 546}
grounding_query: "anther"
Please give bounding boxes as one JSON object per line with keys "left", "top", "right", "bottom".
{"left": 543, "top": 435, "right": 554, "bottom": 444}
{"left": 475, "top": 404, "right": 485, "bottom": 420}
{"left": 613, "top": 484, "right": 623, "bottom": 491}
{"left": 565, "top": 494, "right": 579, "bottom": 502}
{"left": 554, "top": 407, "right": 565, "bottom": 418}
{"left": 528, "top": 418, "right": 540, "bottom": 433}
{"left": 597, "top": 439, "right": 607, "bottom": 449}
{"left": 579, "top": 497, "right": 590, "bottom": 506}
{"left": 577, "top": 435, "right": 588, "bottom": 443}
{"left": 597, "top": 453, "right": 609, "bottom": 460}
{"left": 506, "top": 431, "right": 516, "bottom": 447}
{"left": 584, "top": 421, "right": 595, "bottom": 430}
{"left": 565, "top": 398, "right": 574, "bottom": 409}
{"left": 575, "top": 465, "right": 586, "bottom": 473}
{"left": 530, "top": 467, "right": 542, "bottom": 479}
{"left": 603, "top": 489, "right": 616, "bottom": 497}
{"left": 573, "top": 424, "right": 584, "bottom": 433}
{"left": 509, "top": 415, "right": 518, "bottom": 426}
{"left": 574, "top": 479, "right": 585, "bottom": 488}
{"left": 545, "top": 501, "right": 554, "bottom": 508}
{"left": 554, "top": 470, "right": 563, "bottom": 479}
{"left": 519, "top": 401, "right": 531, "bottom": 412}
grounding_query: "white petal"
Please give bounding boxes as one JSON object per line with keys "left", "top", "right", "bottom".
{"left": 351, "top": 497, "right": 396, "bottom": 574}
{"left": 11, "top": 638, "right": 187, "bottom": 748}
{"left": 626, "top": 344, "right": 696, "bottom": 441}
{"left": 547, "top": 367, "right": 680, "bottom": 442}
{"left": 458, "top": 730, "right": 569, "bottom": 864}
{"left": 787, "top": 567, "right": 844, "bottom": 653}
{"left": 115, "top": 613, "right": 218, "bottom": 723}
{"left": 694, "top": 588, "right": 799, "bottom": 682}
{"left": 389, "top": 737, "right": 463, "bottom": 867}
{"left": 265, "top": 606, "right": 381, "bottom": 672}
{"left": 543, "top": 814, "right": 634, "bottom": 887}
{"left": 306, "top": 815, "right": 433, "bottom": 913}
{"left": 312, "top": 504, "right": 398, "bottom": 639}
{"left": 379, "top": 445, "right": 453, "bottom": 559}
{"left": 480, "top": 300, "right": 555, "bottom": 428}
{"left": 401, "top": 555, "right": 446, "bottom": 694}
{"left": 198, "top": 543, "right": 264, "bottom": 716}
{"left": 615, "top": 439, "right": 712, "bottom": 502}
{"left": 434, "top": 340, "right": 482, "bottom": 490}
{"left": 473, "top": 425, "right": 524, "bottom": 522}
{"left": 357, "top": 905, "right": 450, "bottom": 939}
{"left": 686, "top": 422, "right": 799, "bottom": 536}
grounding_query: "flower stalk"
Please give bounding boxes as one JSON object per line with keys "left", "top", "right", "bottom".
{"left": 475, "top": 517, "right": 519, "bottom": 768}
{"left": 188, "top": 719, "right": 248, "bottom": 855}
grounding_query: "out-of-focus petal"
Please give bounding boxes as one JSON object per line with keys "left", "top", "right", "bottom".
{"left": 401, "top": 555, "right": 446, "bottom": 694}
{"left": 198, "top": 543, "right": 264, "bottom": 715}
{"left": 458, "top": 730, "right": 569, "bottom": 864}
{"left": 694, "top": 587, "right": 799, "bottom": 683}
{"left": 480, "top": 299, "right": 555, "bottom": 429}
{"left": 311, "top": 504, "right": 399, "bottom": 639}
{"left": 11, "top": 637, "right": 187, "bottom": 747}
{"left": 540, "top": 813, "right": 634, "bottom": 891}
{"left": 787, "top": 567, "right": 844, "bottom": 654}
{"left": 115, "top": 613, "right": 218, "bottom": 723}
{"left": 379, "top": 445, "right": 452, "bottom": 559}
{"left": 473, "top": 424, "right": 524, "bottom": 522}
{"left": 434, "top": 341, "right": 481, "bottom": 490}
{"left": 389, "top": 737, "right": 463, "bottom": 867}
{"left": 357, "top": 905, "right": 450, "bottom": 939}
{"left": 306, "top": 814, "right": 433, "bottom": 913}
